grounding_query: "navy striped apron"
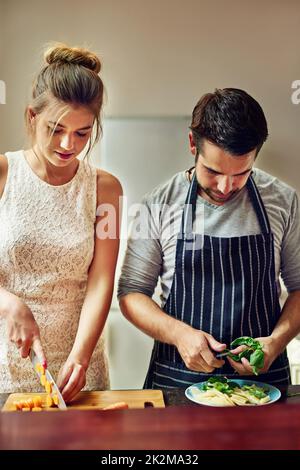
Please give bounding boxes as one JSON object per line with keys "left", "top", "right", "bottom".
{"left": 145, "top": 173, "right": 290, "bottom": 388}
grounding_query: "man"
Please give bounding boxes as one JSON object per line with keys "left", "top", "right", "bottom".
{"left": 118, "top": 88, "right": 300, "bottom": 388}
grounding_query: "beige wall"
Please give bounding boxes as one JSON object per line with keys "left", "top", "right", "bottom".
{"left": 0, "top": 0, "right": 299, "bottom": 189}
{"left": 0, "top": 1, "right": 5, "bottom": 103}
{"left": 0, "top": 1, "right": 3, "bottom": 61}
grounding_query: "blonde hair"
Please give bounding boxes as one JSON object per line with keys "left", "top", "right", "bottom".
{"left": 25, "top": 43, "right": 104, "bottom": 156}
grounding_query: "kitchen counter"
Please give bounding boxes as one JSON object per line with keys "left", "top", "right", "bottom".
{"left": 1, "top": 385, "right": 300, "bottom": 450}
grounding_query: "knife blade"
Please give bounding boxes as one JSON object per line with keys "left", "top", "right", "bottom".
{"left": 30, "top": 350, "right": 67, "bottom": 410}
{"left": 216, "top": 350, "right": 232, "bottom": 358}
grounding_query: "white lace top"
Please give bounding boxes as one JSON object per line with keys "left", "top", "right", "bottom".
{"left": 0, "top": 150, "right": 109, "bottom": 392}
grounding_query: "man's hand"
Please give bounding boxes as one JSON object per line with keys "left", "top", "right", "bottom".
{"left": 227, "top": 336, "right": 279, "bottom": 375}
{"left": 174, "top": 324, "right": 227, "bottom": 372}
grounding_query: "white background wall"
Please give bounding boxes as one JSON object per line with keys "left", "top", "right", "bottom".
{"left": 0, "top": 0, "right": 300, "bottom": 192}
{"left": 98, "top": 117, "right": 191, "bottom": 388}
{"left": 0, "top": 0, "right": 300, "bottom": 387}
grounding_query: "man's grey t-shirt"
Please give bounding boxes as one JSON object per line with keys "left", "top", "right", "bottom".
{"left": 118, "top": 168, "right": 300, "bottom": 306}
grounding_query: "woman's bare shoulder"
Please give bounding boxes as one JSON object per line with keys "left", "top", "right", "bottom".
{"left": 0, "top": 153, "right": 8, "bottom": 165}
{"left": 0, "top": 154, "right": 8, "bottom": 199}
{"left": 96, "top": 168, "right": 123, "bottom": 201}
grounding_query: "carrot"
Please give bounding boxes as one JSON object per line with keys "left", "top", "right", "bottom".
{"left": 52, "top": 394, "right": 59, "bottom": 406}
{"left": 33, "top": 395, "right": 42, "bottom": 408}
{"left": 102, "top": 401, "right": 129, "bottom": 410}
{"left": 46, "top": 394, "right": 53, "bottom": 407}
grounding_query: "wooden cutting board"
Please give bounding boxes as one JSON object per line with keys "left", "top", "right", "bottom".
{"left": 2, "top": 389, "right": 165, "bottom": 411}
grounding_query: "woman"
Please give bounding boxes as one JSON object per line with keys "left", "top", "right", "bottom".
{"left": 0, "top": 43, "right": 122, "bottom": 401}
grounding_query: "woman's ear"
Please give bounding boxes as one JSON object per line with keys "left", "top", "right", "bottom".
{"left": 28, "top": 107, "right": 36, "bottom": 124}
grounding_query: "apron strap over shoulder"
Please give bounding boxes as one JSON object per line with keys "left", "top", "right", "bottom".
{"left": 246, "top": 174, "right": 271, "bottom": 234}
{"left": 181, "top": 172, "right": 271, "bottom": 236}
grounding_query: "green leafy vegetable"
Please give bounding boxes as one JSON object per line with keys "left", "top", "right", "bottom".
{"left": 200, "top": 376, "right": 270, "bottom": 404}
{"left": 203, "top": 377, "right": 241, "bottom": 395}
{"left": 231, "top": 336, "right": 259, "bottom": 349}
{"left": 249, "top": 349, "right": 264, "bottom": 375}
{"left": 207, "top": 376, "right": 228, "bottom": 384}
{"left": 242, "top": 384, "right": 268, "bottom": 399}
{"left": 227, "top": 336, "right": 264, "bottom": 375}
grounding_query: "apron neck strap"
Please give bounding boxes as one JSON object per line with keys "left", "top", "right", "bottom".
{"left": 180, "top": 171, "right": 198, "bottom": 237}
{"left": 246, "top": 173, "right": 271, "bottom": 233}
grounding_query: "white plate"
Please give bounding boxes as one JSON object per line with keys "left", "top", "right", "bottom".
{"left": 185, "top": 379, "right": 281, "bottom": 407}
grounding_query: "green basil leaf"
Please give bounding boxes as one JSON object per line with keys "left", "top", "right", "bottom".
{"left": 207, "top": 376, "right": 228, "bottom": 384}
{"left": 239, "top": 348, "right": 252, "bottom": 360}
{"left": 230, "top": 336, "right": 263, "bottom": 351}
{"left": 227, "top": 352, "right": 241, "bottom": 362}
{"left": 250, "top": 349, "right": 264, "bottom": 370}
{"left": 230, "top": 336, "right": 255, "bottom": 348}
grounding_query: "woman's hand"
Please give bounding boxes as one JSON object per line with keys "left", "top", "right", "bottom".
{"left": 227, "top": 336, "right": 279, "bottom": 375}
{"left": 2, "top": 290, "right": 46, "bottom": 366}
{"left": 56, "top": 356, "right": 87, "bottom": 403}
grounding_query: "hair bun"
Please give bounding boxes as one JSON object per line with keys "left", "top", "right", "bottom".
{"left": 44, "top": 43, "right": 101, "bottom": 73}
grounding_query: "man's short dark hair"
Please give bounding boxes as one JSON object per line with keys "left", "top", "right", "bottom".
{"left": 190, "top": 88, "right": 268, "bottom": 156}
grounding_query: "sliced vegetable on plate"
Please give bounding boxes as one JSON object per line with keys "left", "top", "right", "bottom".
{"left": 185, "top": 376, "right": 281, "bottom": 407}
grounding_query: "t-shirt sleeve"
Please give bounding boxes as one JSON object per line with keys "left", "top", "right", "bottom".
{"left": 117, "top": 197, "right": 162, "bottom": 298}
{"left": 280, "top": 191, "right": 300, "bottom": 293}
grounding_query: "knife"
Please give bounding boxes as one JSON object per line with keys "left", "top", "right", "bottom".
{"left": 216, "top": 350, "right": 232, "bottom": 358}
{"left": 30, "top": 350, "right": 67, "bottom": 410}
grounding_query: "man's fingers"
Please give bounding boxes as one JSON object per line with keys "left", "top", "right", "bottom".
{"left": 205, "top": 334, "right": 227, "bottom": 353}
{"left": 240, "top": 357, "right": 254, "bottom": 374}
{"left": 202, "top": 348, "right": 225, "bottom": 369}
{"left": 203, "top": 334, "right": 227, "bottom": 367}
{"left": 197, "top": 357, "right": 214, "bottom": 373}
{"left": 227, "top": 356, "right": 244, "bottom": 373}
{"left": 227, "top": 356, "right": 252, "bottom": 375}
{"left": 187, "top": 354, "right": 223, "bottom": 373}
{"left": 229, "top": 345, "right": 247, "bottom": 355}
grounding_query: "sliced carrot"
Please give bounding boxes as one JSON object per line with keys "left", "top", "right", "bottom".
{"left": 45, "top": 381, "right": 52, "bottom": 394}
{"left": 102, "top": 401, "right": 129, "bottom": 410}
{"left": 46, "top": 394, "right": 53, "bottom": 407}
{"left": 33, "top": 395, "right": 42, "bottom": 408}
{"left": 13, "top": 401, "right": 23, "bottom": 411}
{"left": 52, "top": 394, "right": 59, "bottom": 406}
{"left": 25, "top": 399, "right": 34, "bottom": 409}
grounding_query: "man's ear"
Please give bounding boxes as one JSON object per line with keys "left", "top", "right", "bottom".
{"left": 189, "top": 131, "right": 197, "bottom": 156}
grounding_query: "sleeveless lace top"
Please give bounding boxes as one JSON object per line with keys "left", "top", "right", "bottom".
{"left": 0, "top": 150, "right": 109, "bottom": 392}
